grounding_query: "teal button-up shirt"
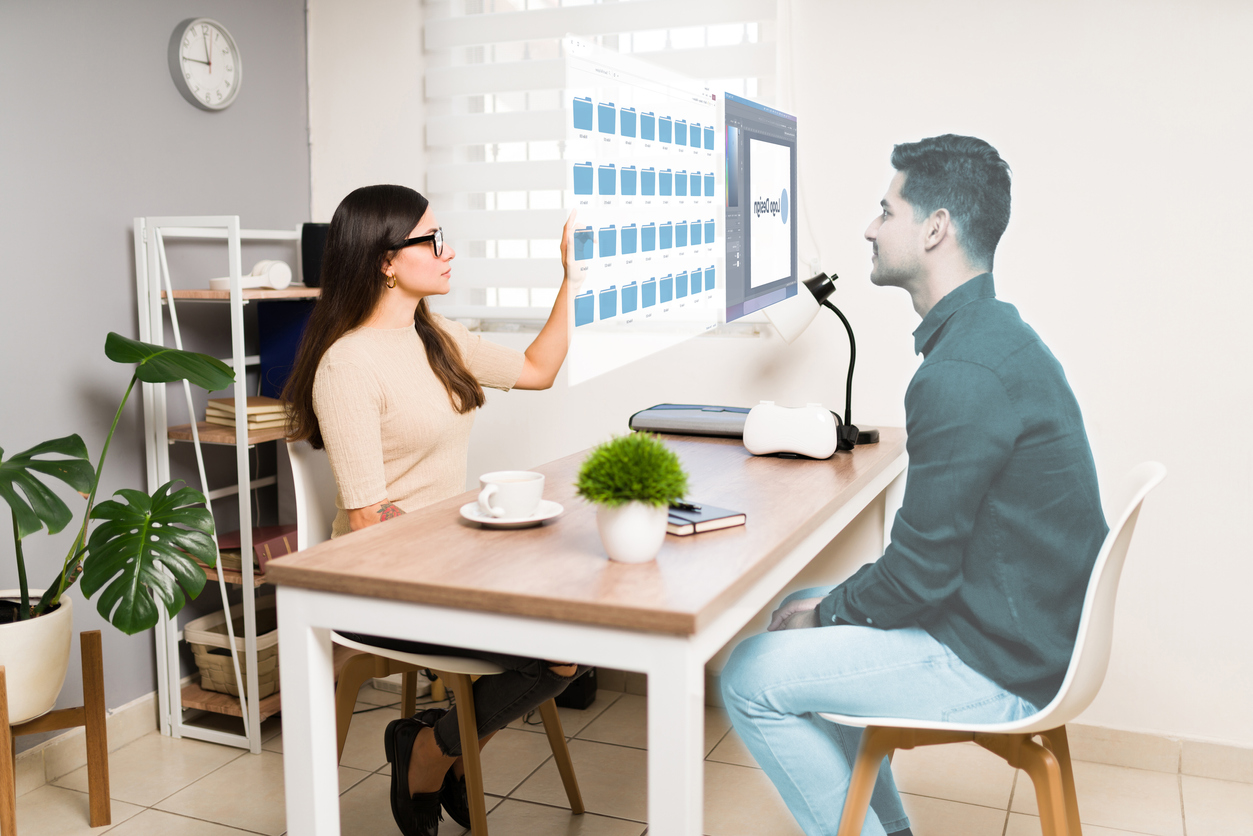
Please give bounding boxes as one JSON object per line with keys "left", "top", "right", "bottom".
{"left": 817, "top": 273, "right": 1107, "bottom": 708}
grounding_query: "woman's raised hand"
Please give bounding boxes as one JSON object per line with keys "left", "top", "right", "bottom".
{"left": 561, "top": 210, "right": 584, "bottom": 293}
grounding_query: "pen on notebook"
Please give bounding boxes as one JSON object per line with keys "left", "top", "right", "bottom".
{"left": 671, "top": 501, "right": 702, "bottom": 512}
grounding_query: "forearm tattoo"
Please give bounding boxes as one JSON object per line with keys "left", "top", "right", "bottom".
{"left": 376, "top": 502, "right": 404, "bottom": 522}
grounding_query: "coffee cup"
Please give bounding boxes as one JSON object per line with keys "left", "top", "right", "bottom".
{"left": 477, "top": 471, "right": 544, "bottom": 519}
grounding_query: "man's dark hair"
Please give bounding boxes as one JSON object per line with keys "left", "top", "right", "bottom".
{"left": 891, "top": 134, "right": 1011, "bottom": 270}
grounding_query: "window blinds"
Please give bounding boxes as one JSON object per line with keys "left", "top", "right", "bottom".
{"left": 423, "top": 0, "right": 777, "bottom": 322}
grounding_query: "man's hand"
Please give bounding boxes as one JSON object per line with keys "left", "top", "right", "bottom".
{"left": 767, "top": 597, "right": 824, "bottom": 631}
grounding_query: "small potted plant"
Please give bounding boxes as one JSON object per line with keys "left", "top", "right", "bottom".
{"left": 576, "top": 433, "right": 688, "bottom": 563}
{"left": 0, "top": 332, "right": 232, "bottom": 724}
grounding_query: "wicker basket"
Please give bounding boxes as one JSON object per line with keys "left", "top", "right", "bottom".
{"left": 185, "top": 597, "right": 279, "bottom": 698}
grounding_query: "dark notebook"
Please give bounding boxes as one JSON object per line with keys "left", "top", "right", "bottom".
{"left": 666, "top": 503, "right": 746, "bottom": 536}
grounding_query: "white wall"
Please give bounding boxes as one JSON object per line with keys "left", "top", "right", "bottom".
{"left": 307, "top": 0, "right": 1253, "bottom": 748}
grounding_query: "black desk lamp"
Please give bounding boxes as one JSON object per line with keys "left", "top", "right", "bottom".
{"left": 763, "top": 272, "right": 880, "bottom": 450}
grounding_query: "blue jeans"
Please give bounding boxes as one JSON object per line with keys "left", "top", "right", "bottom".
{"left": 721, "top": 587, "right": 1039, "bottom": 836}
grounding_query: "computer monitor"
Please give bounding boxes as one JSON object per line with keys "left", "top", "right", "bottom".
{"left": 722, "top": 93, "right": 798, "bottom": 321}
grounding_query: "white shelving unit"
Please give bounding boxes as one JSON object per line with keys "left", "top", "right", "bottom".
{"left": 133, "top": 216, "right": 316, "bottom": 753}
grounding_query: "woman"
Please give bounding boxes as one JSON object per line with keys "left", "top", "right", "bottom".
{"left": 284, "top": 184, "right": 583, "bottom": 836}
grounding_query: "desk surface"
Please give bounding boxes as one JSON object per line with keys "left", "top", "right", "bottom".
{"left": 266, "top": 428, "right": 905, "bottom": 636}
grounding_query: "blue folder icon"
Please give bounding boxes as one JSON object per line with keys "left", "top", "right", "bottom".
{"left": 574, "top": 290, "right": 594, "bottom": 326}
{"left": 691, "top": 221, "right": 702, "bottom": 246}
{"left": 677, "top": 271, "right": 689, "bottom": 298}
{"left": 621, "top": 224, "right": 637, "bottom": 255}
{"left": 659, "top": 116, "right": 672, "bottom": 143}
{"left": 675, "top": 170, "right": 687, "bottom": 197}
{"left": 641, "top": 167, "right": 656, "bottom": 196}
{"left": 660, "top": 222, "right": 673, "bottom": 250}
{"left": 641, "top": 112, "right": 655, "bottom": 141}
{"left": 621, "top": 166, "right": 636, "bottom": 196}
{"left": 675, "top": 119, "right": 687, "bottom": 146}
{"left": 705, "top": 266, "right": 716, "bottom": 291}
{"left": 574, "top": 227, "right": 594, "bottom": 261}
{"left": 675, "top": 221, "right": 687, "bottom": 248}
{"left": 620, "top": 107, "right": 636, "bottom": 138}
{"left": 690, "top": 171, "right": 702, "bottom": 197}
{"left": 599, "top": 225, "right": 616, "bottom": 257}
{"left": 690, "top": 122, "right": 701, "bottom": 147}
{"left": 598, "top": 164, "right": 616, "bottom": 196}
{"left": 704, "top": 125, "right": 714, "bottom": 150}
{"left": 642, "top": 278, "right": 657, "bottom": 308}
{"left": 573, "top": 96, "right": 593, "bottom": 131}
{"left": 598, "top": 102, "right": 616, "bottom": 134}
{"left": 621, "top": 281, "right": 638, "bottom": 313}
{"left": 704, "top": 219, "right": 715, "bottom": 241}
{"left": 599, "top": 285, "right": 617, "bottom": 319}
{"left": 704, "top": 172, "right": 715, "bottom": 195}
{"left": 641, "top": 223, "right": 656, "bottom": 251}
{"left": 660, "top": 169, "right": 672, "bottom": 196}
{"left": 660, "top": 274, "right": 673, "bottom": 303}
{"left": 573, "top": 162, "right": 593, "bottom": 195}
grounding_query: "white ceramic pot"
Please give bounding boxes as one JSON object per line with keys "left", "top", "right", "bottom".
{"left": 596, "top": 501, "right": 669, "bottom": 563}
{"left": 0, "top": 589, "right": 73, "bottom": 724}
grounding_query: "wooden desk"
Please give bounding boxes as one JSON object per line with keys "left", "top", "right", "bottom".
{"left": 268, "top": 428, "right": 907, "bottom": 836}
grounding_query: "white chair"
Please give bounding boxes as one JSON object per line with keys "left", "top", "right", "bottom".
{"left": 819, "top": 461, "right": 1166, "bottom": 836}
{"left": 286, "top": 440, "right": 584, "bottom": 834}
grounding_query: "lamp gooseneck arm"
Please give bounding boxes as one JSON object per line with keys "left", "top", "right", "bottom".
{"left": 822, "top": 299, "right": 856, "bottom": 428}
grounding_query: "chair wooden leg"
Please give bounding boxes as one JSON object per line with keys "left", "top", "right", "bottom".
{"left": 537, "top": 699, "right": 584, "bottom": 814}
{"left": 1039, "top": 726, "right": 1082, "bottom": 836}
{"left": 400, "top": 671, "right": 418, "bottom": 719}
{"left": 334, "top": 653, "right": 378, "bottom": 763}
{"left": 80, "top": 632, "right": 110, "bottom": 828}
{"left": 1, "top": 666, "right": 16, "bottom": 836}
{"left": 978, "top": 733, "right": 1069, "bottom": 836}
{"left": 438, "top": 671, "right": 489, "bottom": 835}
{"left": 835, "top": 727, "right": 899, "bottom": 836}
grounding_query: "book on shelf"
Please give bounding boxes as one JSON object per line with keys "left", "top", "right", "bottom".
{"left": 207, "top": 396, "right": 286, "bottom": 416}
{"left": 204, "top": 414, "right": 288, "bottom": 430}
{"left": 666, "top": 502, "right": 746, "bottom": 536}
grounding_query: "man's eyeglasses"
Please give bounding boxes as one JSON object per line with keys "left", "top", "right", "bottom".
{"left": 395, "top": 228, "right": 444, "bottom": 257}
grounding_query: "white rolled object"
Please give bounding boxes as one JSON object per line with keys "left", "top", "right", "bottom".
{"left": 208, "top": 259, "right": 294, "bottom": 291}
{"left": 762, "top": 284, "right": 820, "bottom": 343}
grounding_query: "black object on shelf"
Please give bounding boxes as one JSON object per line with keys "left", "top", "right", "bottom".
{"left": 258, "top": 300, "right": 316, "bottom": 399}
{"left": 300, "top": 222, "right": 331, "bottom": 287}
{"left": 555, "top": 667, "right": 598, "bottom": 710}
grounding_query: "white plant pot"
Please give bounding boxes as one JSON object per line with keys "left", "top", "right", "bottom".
{"left": 596, "top": 502, "right": 669, "bottom": 564}
{"left": 0, "top": 589, "right": 73, "bottom": 724}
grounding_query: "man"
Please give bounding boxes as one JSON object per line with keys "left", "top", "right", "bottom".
{"left": 721, "top": 134, "right": 1107, "bottom": 836}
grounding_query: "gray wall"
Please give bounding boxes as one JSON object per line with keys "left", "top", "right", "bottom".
{"left": 0, "top": 1, "right": 310, "bottom": 751}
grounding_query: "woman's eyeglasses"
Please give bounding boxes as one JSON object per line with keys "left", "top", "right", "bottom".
{"left": 395, "top": 227, "right": 444, "bottom": 257}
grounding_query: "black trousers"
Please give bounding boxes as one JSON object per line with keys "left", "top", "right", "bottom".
{"left": 339, "top": 632, "right": 588, "bottom": 757}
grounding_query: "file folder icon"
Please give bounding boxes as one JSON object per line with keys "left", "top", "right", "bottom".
{"left": 705, "top": 266, "right": 716, "bottom": 291}
{"left": 704, "top": 219, "right": 715, "bottom": 241}
{"left": 599, "top": 225, "right": 616, "bottom": 258}
{"left": 660, "top": 169, "right": 672, "bottom": 196}
{"left": 621, "top": 224, "right": 637, "bottom": 255}
{"left": 660, "top": 222, "right": 673, "bottom": 250}
{"left": 573, "top": 162, "right": 593, "bottom": 195}
{"left": 674, "top": 119, "right": 687, "bottom": 146}
{"left": 690, "top": 171, "right": 702, "bottom": 197}
{"left": 641, "top": 112, "right": 656, "bottom": 141}
{"left": 574, "top": 289, "right": 595, "bottom": 326}
{"left": 642, "top": 277, "right": 657, "bottom": 307}
{"left": 598, "top": 163, "right": 616, "bottom": 196}
{"left": 641, "top": 223, "right": 656, "bottom": 252}
{"left": 691, "top": 221, "right": 702, "bottom": 246}
{"left": 573, "top": 96, "right": 593, "bottom": 131}
{"left": 704, "top": 172, "right": 715, "bottom": 195}
{"left": 598, "top": 101, "right": 616, "bottom": 134}
{"left": 599, "top": 286, "right": 617, "bottom": 319}
{"left": 621, "top": 281, "right": 638, "bottom": 313}
{"left": 690, "top": 122, "right": 701, "bottom": 147}
{"left": 675, "top": 170, "right": 687, "bottom": 197}
{"left": 677, "top": 271, "right": 689, "bottom": 298}
{"left": 704, "top": 125, "right": 715, "bottom": 150}
{"left": 659, "top": 116, "right": 672, "bottom": 143}
{"left": 640, "top": 167, "right": 656, "bottom": 196}
{"left": 675, "top": 221, "right": 687, "bottom": 248}
{"left": 621, "top": 166, "right": 637, "bottom": 196}
{"left": 574, "top": 226, "right": 594, "bottom": 261}
{"left": 660, "top": 274, "right": 673, "bottom": 303}
{"left": 620, "top": 107, "right": 636, "bottom": 138}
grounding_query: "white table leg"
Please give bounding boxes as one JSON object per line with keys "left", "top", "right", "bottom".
{"left": 277, "top": 589, "right": 340, "bottom": 836}
{"left": 646, "top": 642, "right": 705, "bottom": 836}
{"left": 883, "top": 467, "right": 907, "bottom": 551}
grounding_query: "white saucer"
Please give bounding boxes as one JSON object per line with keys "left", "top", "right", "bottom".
{"left": 459, "top": 500, "right": 564, "bottom": 529}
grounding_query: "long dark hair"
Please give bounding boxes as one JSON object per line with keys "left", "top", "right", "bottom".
{"left": 284, "top": 185, "right": 485, "bottom": 448}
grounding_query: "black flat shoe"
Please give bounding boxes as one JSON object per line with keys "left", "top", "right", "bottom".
{"left": 439, "top": 766, "right": 471, "bottom": 829}
{"left": 384, "top": 708, "right": 448, "bottom": 836}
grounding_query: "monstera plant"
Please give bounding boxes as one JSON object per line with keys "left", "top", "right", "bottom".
{"left": 1, "top": 332, "right": 234, "bottom": 635}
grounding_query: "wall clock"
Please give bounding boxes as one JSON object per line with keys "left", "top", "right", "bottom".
{"left": 167, "top": 18, "right": 242, "bottom": 111}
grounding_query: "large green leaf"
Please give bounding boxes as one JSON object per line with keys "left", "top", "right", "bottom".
{"left": 0, "top": 435, "right": 94, "bottom": 539}
{"left": 80, "top": 481, "right": 217, "bottom": 635}
{"left": 104, "top": 332, "right": 234, "bottom": 391}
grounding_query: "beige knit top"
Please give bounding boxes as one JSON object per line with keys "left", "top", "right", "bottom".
{"left": 312, "top": 315, "right": 525, "bottom": 538}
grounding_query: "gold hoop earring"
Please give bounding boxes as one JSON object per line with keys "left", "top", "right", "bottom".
{"left": 385, "top": 274, "right": 396, "bottom": 289}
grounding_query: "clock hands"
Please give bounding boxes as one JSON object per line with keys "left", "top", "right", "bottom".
{"left": 183, "top": 55, "right": 211, "bottom": 66}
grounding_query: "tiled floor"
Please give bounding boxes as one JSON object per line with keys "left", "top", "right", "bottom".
{"left": 19, "top": 684, "right": 1253, "bottom": 835}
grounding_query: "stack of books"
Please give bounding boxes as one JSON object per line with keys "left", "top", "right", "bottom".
{"left": 205, "top": 396, "right": 287, "bottom": 431}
